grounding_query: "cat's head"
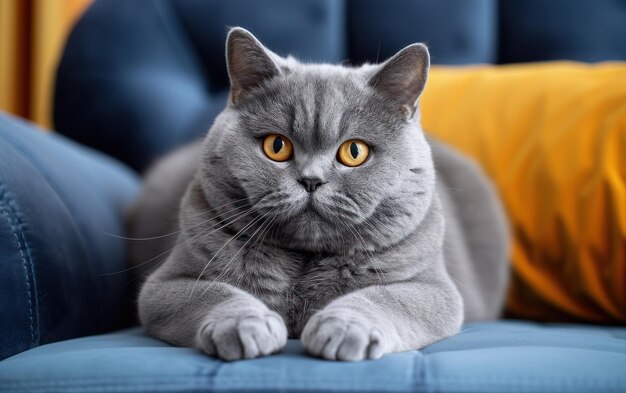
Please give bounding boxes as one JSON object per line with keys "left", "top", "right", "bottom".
{"left": 199, "top": 27, "right": 436, "bottom": 253}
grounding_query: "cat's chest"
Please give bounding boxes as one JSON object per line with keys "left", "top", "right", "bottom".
{"left": 228, "top": 246, "right": 376, "bottom": 336}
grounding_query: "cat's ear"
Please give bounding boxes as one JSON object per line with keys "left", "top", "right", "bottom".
{"left": 226, "top": 27, "right": 281, "bottom": 105}
{"left": 368, "top": 43, "right": 430, "bottom": 120}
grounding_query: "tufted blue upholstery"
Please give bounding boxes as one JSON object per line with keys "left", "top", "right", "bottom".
{"left": 499, "top": 0, "right": 626, "bottom": 63}
{"left": 346, "top": 0, "right": 497, "bottom": 65}
{"left": 2, "top": 322, "right": 626, "bottom": 393}
{"left": 0, "top": 113, "right": 139, "bottom": 360}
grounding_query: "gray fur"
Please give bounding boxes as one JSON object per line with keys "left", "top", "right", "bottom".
{"left": 129, "top": 28, "right": 509, "bottom": 361}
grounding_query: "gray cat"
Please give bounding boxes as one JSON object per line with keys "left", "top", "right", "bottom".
{"left": 128, "top": 27, "right": 509, "bottom": 361}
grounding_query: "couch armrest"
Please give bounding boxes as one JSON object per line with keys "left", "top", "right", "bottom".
{"left": 0, "top": 113, "right": 140, "bottom": 360}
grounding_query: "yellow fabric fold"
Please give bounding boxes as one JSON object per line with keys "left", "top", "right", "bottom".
{"left": 0, "top": 0, "right": 91, "bottom": 128}
{"left": 422, "top": 62, "right": 626, "bottom": 323}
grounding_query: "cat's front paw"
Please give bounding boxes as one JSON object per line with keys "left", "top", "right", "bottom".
{"left": 196, "top": 309, "right": 287, "bottom": 361}
{"left": 301, "top": 309, "right": 386, "bottom": 361}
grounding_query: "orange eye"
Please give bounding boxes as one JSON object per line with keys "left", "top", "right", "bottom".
{"left": 337, "top": 140, "right": 369, "bottom": 167}
{"left": 262, "top": 134, "right": 293, "bottom": 162}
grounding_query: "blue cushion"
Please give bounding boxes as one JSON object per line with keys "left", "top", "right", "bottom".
{"left": 54, "top": 0, "right": 497, "bottom": 172}
{"left": 54, "top": 0, "right": 346, "bottom": 172}
{"left": 347, "top": 0, "right": 497, "bottom": 65}
{"left": 1, "top": 321, "right": 624, "bottom": 393}
{"left": 499, "top": 0, "right": 626, "bottom": 63}
{"left": 0, "top": 113, "right": 140, "bottom": 360}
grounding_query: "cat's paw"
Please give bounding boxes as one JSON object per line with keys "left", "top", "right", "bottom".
{"left": 301, "top": 309, "right": 386, "bottom": 361}
{"left": 196, "top": 309, "right": 287, "bottom": 361}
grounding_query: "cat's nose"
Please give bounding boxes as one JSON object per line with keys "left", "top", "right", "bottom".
{"left": 298, "top": 177, "right": 325, "bottom": 192}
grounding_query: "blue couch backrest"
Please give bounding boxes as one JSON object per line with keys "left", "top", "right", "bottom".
{"left": 54, "top": 0, "right": 626, "bottom": 172}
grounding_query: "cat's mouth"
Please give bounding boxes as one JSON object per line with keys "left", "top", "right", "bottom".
{"left": 281, "top": 192, "right": 331, "bottom": 223}
{"left": 301, "top": 195, "right": 323, "bottom": 216}
{"left": 252, "top": 188, "right": 364, "bottom": 231}
{"left": 301, "top": 193, "right": 352, "bottom": 225}
{"left": 305, "top": 193, "right": 318, "bottom": 208}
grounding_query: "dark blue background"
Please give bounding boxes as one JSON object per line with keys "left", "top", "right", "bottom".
{"left": 54, "top": 0, "right": 626, "bottom": 172}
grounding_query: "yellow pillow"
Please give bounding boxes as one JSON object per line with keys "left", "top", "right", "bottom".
{"left": 421, "top": 62, "right": 626, "bottom": 323}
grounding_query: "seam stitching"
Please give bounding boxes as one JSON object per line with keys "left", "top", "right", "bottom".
{"left": 0, "top": 185, "right": 36, "bottom": 347}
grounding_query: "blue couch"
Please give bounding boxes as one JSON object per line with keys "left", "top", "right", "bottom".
{"left": 2, "top": 1, "right": 626, "bottom": 392}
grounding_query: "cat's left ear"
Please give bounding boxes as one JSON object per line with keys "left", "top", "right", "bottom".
{"left": 368, "top": 43, "right": 430, "bottom": 120}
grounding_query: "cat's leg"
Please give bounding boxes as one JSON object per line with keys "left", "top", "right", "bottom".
{"left": 138, "top": 277, "right": 287, "bottom": 360}
{"left": 301, "top": 277, "right": 463, "bottom": 361}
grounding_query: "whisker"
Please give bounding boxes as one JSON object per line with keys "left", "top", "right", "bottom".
{"left": 100, "top": 206, "right": 258, "bottom": 276}
{"left": 105, "top": 202, "right": 254, "bottom": 241}
{"left": 346, "top": 222, "right": 387, "bottom": 285}
{"left": 181, "top": 203, "right": 256, "bottom": 237}
{"left": 194, "top": 212, "right": 272, "bottom": 298}
{"left": 228, "top": 212, "right": 277, "bottom": 289}
{"left": 447, "top": 272, "right": 470, "bottom": 289}
{"left": 105, "top": 232, "right": 178, "bottom": 241}
{"left": 180, "top": 195, "right": 254, "bottom": 219}
{"left": 250, "top": 214, "right": 278, "bottom": 263}
{"left": 188, "top": 210, "right": 270, "bottom": 299}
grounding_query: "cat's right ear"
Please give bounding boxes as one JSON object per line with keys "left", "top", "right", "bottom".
{"left": 226, "top": 27, "right": 280, "bottom": 105}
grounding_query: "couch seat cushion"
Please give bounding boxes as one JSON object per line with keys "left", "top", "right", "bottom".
{"left": 1, "top": 321, "right": 625, "bottom": 393}
{"left": 0, "top": 113, "right": 140, "bottom": 360}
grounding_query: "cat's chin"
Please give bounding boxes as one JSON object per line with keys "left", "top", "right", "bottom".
{"left": 273, "top": 209, "right": 348, "bottom": 252}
